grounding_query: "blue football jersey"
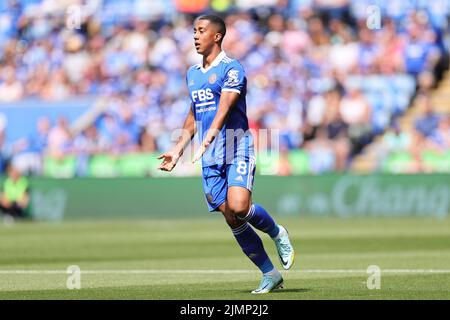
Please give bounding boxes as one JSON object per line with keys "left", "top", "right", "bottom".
{"left": 186, "top": 51, "right": 254, "bottom": 167}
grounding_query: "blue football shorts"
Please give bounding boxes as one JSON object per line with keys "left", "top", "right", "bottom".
{"left": 201, "top": 156, "right": 256, "bottom": 212}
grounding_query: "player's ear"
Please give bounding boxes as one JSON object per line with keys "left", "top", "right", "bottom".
{"left": 214, "top": 32, "right": 223, "bottom": 43}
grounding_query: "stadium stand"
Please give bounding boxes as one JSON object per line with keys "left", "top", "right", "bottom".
{"left": 0, "top": 0, "right": 448, "bottom": 177}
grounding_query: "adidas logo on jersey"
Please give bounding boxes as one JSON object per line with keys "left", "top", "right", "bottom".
{"left": 235, "top": 175, "right": 244, "bottom": 182}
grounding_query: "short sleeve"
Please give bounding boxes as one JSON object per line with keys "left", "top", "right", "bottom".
{"left": 221, "top": 62, "right": 245, "bottom": 94}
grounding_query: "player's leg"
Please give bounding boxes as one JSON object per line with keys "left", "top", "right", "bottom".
{"left": 228, "top": 158, "right": 295, "bottom": 270}
{"left": 223, "top": 188, "right": 275, "bottom": 275}
{"left": 238, "top": 203, "right": 295, "bottom": 270}
{"left": 201, "top": 164, "right": 269, "bottom": 274}
{"left": 225, "top": 186, "right": 283, "bottom": 294}
{"left": 202, "top": 163, "right": 284, "bottom": 293}
{"left": 238, "top": 203, "right": 279, "bottom": 237}
{"left": 227, "top": 158, "right": 279, "bottom": 236}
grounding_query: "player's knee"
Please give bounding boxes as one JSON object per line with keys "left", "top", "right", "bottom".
{"left": 227, "top": 199, "right": 250, "bottom": 218}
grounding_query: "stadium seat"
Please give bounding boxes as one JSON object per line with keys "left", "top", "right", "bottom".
{"left": 392, "top": 74, "right": 416, "bottom": 96}
{"left": 393, "top": 93, "right": 410, "bottom": 115}
{"left": 365, "top": 75, "right": 387, "bottom": 94}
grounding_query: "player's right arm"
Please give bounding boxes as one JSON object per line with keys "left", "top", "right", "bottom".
{"left": 157, "top": 106, "right": 196, "bottom": 172}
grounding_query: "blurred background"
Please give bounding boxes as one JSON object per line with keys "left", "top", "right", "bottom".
{"left": 0, "top": 0, "right": 449, "bottom": 221}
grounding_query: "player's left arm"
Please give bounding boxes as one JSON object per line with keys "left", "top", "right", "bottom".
{"left": 192, "top": 91, "right": 240, "bottom": 162}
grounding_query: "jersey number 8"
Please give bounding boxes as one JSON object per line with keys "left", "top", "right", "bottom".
{"left": 236, "top": 161, "right": 247, "bottom": 175}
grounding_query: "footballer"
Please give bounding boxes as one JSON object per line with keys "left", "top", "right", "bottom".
{"left": 158, "top": 15, "right": 294, "bottom": 294}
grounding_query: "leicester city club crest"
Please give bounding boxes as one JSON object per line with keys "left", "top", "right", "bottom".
{"left": 208, "top": 73, "right": 217, "bottom": 84}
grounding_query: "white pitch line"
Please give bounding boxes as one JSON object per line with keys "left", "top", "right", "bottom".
{"left": 300, "top": 269, "right": 450, "bottom": 273}
{"left": 0, "top": 269, "right": 450, "bottom": 274}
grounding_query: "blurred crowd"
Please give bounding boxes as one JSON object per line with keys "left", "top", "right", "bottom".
{"left": 0, "top": 0, "right": 449, "bottom": 176}
{"left": 376, "top": 94, "right": 450, "bottom": 173}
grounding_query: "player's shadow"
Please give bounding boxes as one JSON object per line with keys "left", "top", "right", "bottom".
{"left": 236, "top": 288, "right": 311, "bottom": 294}
{"left": 271, "top": 288, "right": 311, "bottom": 293}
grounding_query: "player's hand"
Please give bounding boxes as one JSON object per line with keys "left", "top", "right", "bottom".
{"left": 192, "top": 140, "right": 211, "bottom": 163}
{"left": 192, "top": 129, "right": 218, "bottom": 163}
{"left": 157, "top": 151, "right": 180, "bottom": 172}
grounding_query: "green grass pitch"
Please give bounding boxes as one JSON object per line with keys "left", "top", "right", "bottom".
{"left": 0, "top": 216, "right": 449, "bottom": 299}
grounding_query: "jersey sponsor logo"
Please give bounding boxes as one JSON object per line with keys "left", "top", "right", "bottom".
{"left": 224, "top": 69, "right": 240, "bottom": 87}
{"left": 196, "top": 106, "right": 216, "bottom": 113}
{"left": 208, "top": 73, "right": 217, "bottom": 84}
{"left": 191, "top": 88, "right": 214, "bottom": 102}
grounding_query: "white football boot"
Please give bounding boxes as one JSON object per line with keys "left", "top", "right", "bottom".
{"left": 273, "top": 225, "right": 295, "bottom": 270}
{"left": 251, "top": 270, "right": 284, "bottom": 294}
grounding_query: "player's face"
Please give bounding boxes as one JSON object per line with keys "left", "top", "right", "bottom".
{"left": 193, "top": 19, "right": 218, "bottom": 55}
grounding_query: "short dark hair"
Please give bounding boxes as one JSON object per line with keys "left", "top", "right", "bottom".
{"left": 196, "top": 15, "right": 226, "bottom": 39}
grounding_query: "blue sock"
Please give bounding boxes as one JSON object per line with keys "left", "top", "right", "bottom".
{"left": 231, "top": 223, "right": 274, "bottom": 274}
{"left": 239, "top": 204, "right": 280, "bottom": 238}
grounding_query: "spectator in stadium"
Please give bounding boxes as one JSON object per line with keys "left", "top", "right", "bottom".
{"left": 357, "top": 26, "right": 379, "bottom": 74}
{"left": 376, "top": 19, "right": 404, "bottom": 74}
{"left": 0, "top": 0, "right": 448, "bottom": 177}
{"left": 69, "top": 124, "right": 109, "bottom": 176}
{"left": 339, "top": 86, "right": 372, "bottom": 156}
{"left": 0, "top": 119, "right": 12, "bottom": 174}
{"left": 408, "top": 101, "right": 446, "bottom": 173}
{"left": 276, "top": 145, "right": 293, "bottom": 176}
{"left": 40, "top": 68, "right": 72, "bottom": 101}
{"left": 138, "top": 125, "right": 158, "bottom": 153}
{"left": 63, "top": 33, "right": 91, "bottom": 86}
{"left": 304, "top": 127, "right": 336, "bottom": 173}
{"left": 375, "top": 120, "right": 416, "bottom": 171}
{"left": 408, "top": 129, "right": 433, "bottom": 173}
{"left": 0, "top": 163, "right": 30, "bottom": 222}
{"left": 417, "top": 71, "right": 436, "bottom": 95}
{"left": 328, "top": 26, "right": 358, "bottom": 75}
{"left": 97, "top": 112, "right": 123, "bottom": 151}
{"left": 0, "top": 65, "right": 24, "bottom": 102}
{"left": 323, "top": 87, "right": 350, "bottom": 171}
{"left": 10, "top": 116, "right": 50, "bottom": 175}
{"left": 47, "top": 116, "right": 72, "bottom": 159}
{"left": 117, "top": 104, "right": 141, "bottom": 148}
{"left": 414, "top": 95, "right": 440, "bottom": 137}
{"left": 304, "top": 93, "right": 327, "bottom": 142}
{"left": 307, "top": 15, "right": 330, "bottom": 46}
{"left": 315, "top": 0, "right": 353, "bottom": 25}
{"left": 402, "top": 21, "right": 441, "bottom": 78}
{"left": 381, "top": 121, "right": 413, "bottom": 154}
{"left": 427, "top": 115, "right": 450, "bottom": 151}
